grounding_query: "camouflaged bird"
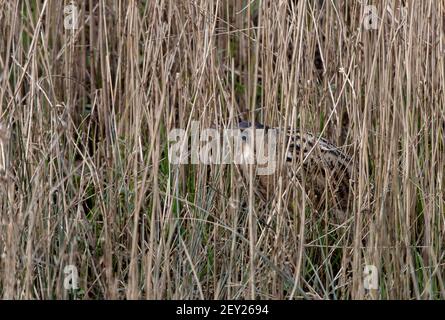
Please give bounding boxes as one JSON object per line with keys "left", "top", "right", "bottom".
{"left": 237, "top": 121, "right": 356, "bottom": 221}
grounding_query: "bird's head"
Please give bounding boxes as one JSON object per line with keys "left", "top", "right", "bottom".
{"left": 235, "top": 121, "right": 261, "bottom": 165}
{"left": 237, "top": 120, "right": 267, "bottom": 142}
{"left": 236, "top": 120, "right": 276, "bottom": 169}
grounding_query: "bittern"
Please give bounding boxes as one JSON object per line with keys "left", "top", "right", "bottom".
{"left": 236, "top": 120, "right": 356, "bottom": 221}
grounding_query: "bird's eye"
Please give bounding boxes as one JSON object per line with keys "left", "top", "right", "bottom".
{"left": 241, "top": 133, "right": 248, "bottom": 141}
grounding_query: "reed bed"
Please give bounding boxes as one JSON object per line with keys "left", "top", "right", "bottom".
{"left": 0, "top": 0, "right": 444, "bottom": 299}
